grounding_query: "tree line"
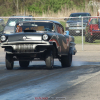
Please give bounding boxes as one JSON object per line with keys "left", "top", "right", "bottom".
{"left": 0, "top": 0, "right": 95, "bottom": 16}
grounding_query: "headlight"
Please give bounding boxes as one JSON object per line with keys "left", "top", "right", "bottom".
{"left": 66, "top": 23, "right": 69, "bottom": 27}
{"left": 3, "top": 30, "right": 6, "bottom": 33}
{"left": 1, "top": 35, "right": 6, "bottom": 41}
{"left": 43, "top": 34, "right": 48, "bottom": 41}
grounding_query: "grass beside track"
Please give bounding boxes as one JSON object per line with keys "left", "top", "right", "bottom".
{"left": 60, "top": 21, "right": 100, "bottom": 45}
{"left": 74, "top": 36, "right": 100, "bottom": 45}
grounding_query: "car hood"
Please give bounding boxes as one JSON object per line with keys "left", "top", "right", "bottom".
{"left": 5, "top": 32, "right": 53, "bottom": 42}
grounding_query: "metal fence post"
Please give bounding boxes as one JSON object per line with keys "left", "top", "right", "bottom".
{"left": 82, "top": 17, "right": 84, "bottom": 50}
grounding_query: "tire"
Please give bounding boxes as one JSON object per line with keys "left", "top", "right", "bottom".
{"left": 5, "top": 53, "right": 14, "bottom": 70}
{"left": 45, "top": 51, "right": 54, "bottom": 69}
{"left": 85, "top": 36, "right": 88, "bottom": 42}
{"left": 19, "top": 61, "right": 30, "bottom": 68}
{"left": 89, "top": 37, "right": 93, "bottom": 43}
{"left": 61, "top": 51, "right": 72, "bottom": 67}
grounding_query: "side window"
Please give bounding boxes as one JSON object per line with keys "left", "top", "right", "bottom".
{"left": 56, "top": 24, "right": 64, "bottom": 34}
{"left": 56, "top": 24, "right": 61, "bottom": 34}
{"left": 90, "top": 19, "right": 98, "bottom": 25}
{"left": 57, "top": 25, "right": 61, "bottom": 34}
{"left": 60, "top": 25, "right": 64, "bottom": 35}
{"left": 53, "top": 23, "right": 56, "bottom": 32}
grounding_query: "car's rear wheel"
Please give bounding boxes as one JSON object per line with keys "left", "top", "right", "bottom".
{"left": 45, "top": 51, "right": 54, "bottom": 69}
{"left": 19, "top": 61, "right": 30, "bottom": 68}
{"left": 89, "top": 37, "right": 93, "bottom": 43}
{"left": 5, "top": 53, "right": 14, "bottom": 70}
{"left": 61, "top": 51, "right": 72, "bottom": 67}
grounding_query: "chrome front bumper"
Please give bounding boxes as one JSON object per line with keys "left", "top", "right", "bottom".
{"left": 1, "top": 41, "right": 53, "bottom": 53}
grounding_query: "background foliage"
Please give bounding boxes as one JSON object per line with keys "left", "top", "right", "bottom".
{"left": 0, "top": 0, "right": 98, "bottom": 16}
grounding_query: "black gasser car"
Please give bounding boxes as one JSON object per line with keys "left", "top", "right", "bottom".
{"left": 0, "top": 20, "right": 76, "bottom": 70}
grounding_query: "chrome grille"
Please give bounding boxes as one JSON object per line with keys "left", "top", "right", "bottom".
{"left": 13, "top": 44, "right": 34, "bottom": 52}
{"left": 69, "top": 23, "right": 86, "bottom": 27}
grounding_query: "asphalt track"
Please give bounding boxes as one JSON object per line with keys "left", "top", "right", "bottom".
{"left": 0, "top": 48, "right": 100, "bottom": 100}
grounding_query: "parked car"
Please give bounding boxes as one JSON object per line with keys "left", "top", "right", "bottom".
{"left": 3, "top": 15, "right": 34, "bottom": 34}
{"left": 0, "top": 18, "right": 5, "bottom": 35}
{"left": 0, "top": 20, "right": 77, "bottom": 70}
{"left": 85, "top": 17, "right": 100, "bottom": 43}
{"left": 64, "top": 12, "right": 91, "bottom": 36}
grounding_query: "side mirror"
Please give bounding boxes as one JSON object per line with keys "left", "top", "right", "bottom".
{"left": 66, "top": 27, "right": 69, "bottom": 30}
{"left": 64, "top": 18, "right": 69, "bottom": 21}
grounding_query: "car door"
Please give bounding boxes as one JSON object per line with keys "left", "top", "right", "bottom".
{"left": 56, "top": 24, "right": 68, "bottom": 55}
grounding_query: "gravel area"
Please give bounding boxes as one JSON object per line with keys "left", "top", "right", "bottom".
{"left": 76, "top": 44, "right": 100, "bottom": 51}
{"left": 74, "top": 44, "right": 100, "bottom": 62}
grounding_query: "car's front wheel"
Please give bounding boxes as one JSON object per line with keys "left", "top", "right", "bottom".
{"left": 5, "top": 53, "right": 14, "bottom": 70}
{"left": 61, "top": 51, "right": 72, "bottom": 67}
{"left": 45, "top": 51, "right": 54, "bottom": 69}
{"left": 19, "top": 61, "right": 30, "bottom": 68}
{"left": 85, "top": 36, "right": 88, "bottom": 42}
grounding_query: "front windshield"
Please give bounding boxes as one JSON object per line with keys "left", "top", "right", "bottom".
{"left": 68, "top": 14, "right": 90, "bottom": 21}
{"left": 16, "top": 22, "right": 54, "bottom": 33}
{"left": 6, "top": 18, "right": 32, "bottom": 26}
{"left": 70, "top": 13, "right": 90, "bottom": 17}
{"left": 6, "top": 18, "right": 23, "bottom": 26}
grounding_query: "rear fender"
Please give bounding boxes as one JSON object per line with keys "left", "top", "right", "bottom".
{"left": 69, "top": 47, "right": 77, "bottom": 55}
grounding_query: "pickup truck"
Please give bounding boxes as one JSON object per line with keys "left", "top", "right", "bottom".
{"left": 64, "top": 12, "right": 91, "bottom": 36}
{"left": 85, "top": 17, "right": 100, "bottom": 43}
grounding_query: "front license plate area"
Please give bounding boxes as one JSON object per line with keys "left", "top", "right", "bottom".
{"left": 76, "top": 30, "right": 80, "bottom": 33}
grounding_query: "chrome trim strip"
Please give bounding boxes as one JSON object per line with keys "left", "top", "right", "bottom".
{"left": 1, "top": 41, "right": 50, "bottom": 45}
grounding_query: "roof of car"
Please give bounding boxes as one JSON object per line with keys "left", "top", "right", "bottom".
{"left": 10, "top": 16, "right": 32, "bottom": 17}
{"left": 17, "top": 20, "right": 61, "bottom": 25}
{"left": 9, "top": 15, "right": 33, "bottom": 19}
{"left": 70, "top": 12, "right": 91, "bottom": 15}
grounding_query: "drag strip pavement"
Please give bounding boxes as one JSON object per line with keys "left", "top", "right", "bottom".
{"left": 0, "top": 59, "right": 100, "bottom": 100}
{"left": 0, "top": 48, "right": 100, "bottom": 100}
